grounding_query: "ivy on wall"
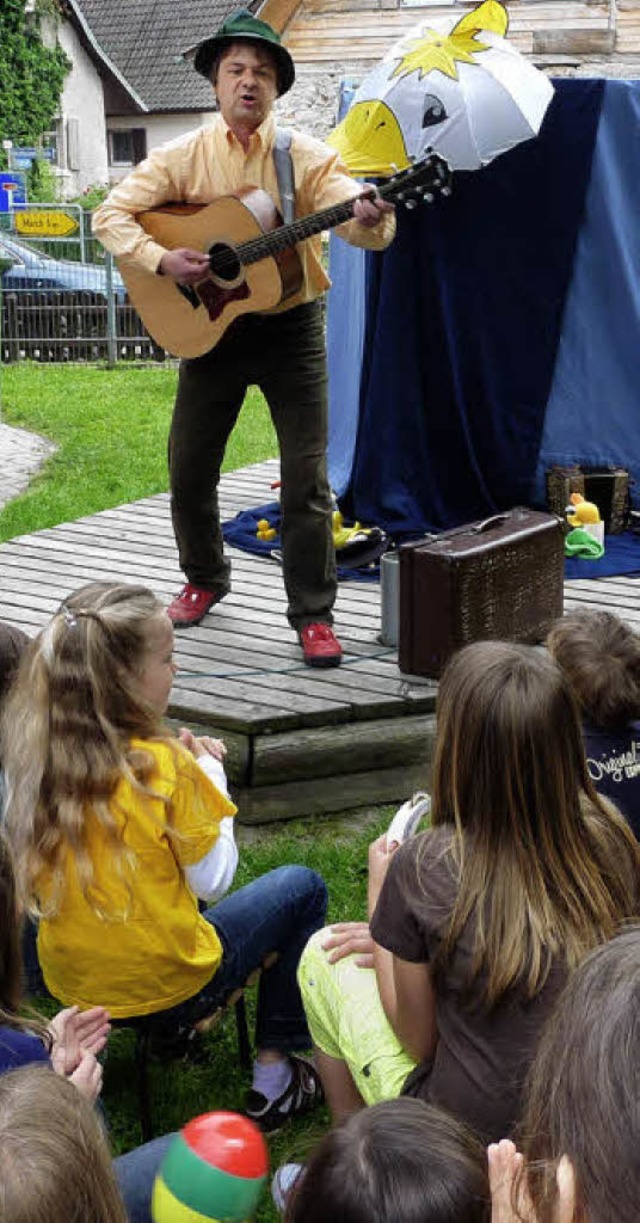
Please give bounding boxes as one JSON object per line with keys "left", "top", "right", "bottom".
{"left": 0, "top": 0, "right": 70, "bottom": 169}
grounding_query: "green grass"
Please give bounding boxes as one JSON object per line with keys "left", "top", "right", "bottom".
{"left": 0, "top": 363, "right": 277, "bottom": 541}
{"left": 1, "top": 360, "right": 393, "bottom": 1220}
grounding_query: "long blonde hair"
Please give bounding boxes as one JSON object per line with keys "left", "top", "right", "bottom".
{"left": 1, "top": 581, "right": 172, "bottom": 917}
{"left": 0, "top": 1066, "right": 127, "bottom": 1222}
{"left": 428, "top": 641, "right": 639, "bottom": 1005}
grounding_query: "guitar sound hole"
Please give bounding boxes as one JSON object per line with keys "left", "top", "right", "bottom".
{"left": 208, "top": 242, "right": 242, "bottom": 284}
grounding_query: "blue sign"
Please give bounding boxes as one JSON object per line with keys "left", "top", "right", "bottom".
{"left": 12, "top": 147, "right": 55, "bottom": 170}
{"left": 0, "top": 171, "right": 27, "bottom": 211}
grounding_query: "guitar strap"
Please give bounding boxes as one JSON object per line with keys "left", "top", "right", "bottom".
{"left": 273, "top": 128, "right": 295, "bottom": 226}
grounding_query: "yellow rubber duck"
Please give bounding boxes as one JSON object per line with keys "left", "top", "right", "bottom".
{"left": 332, "top": 509, "right": 369, "bottom": 549}
{"left": 565, "top": 492, "right": 601, "bottom": 527}
{"left": 256, "top": 518, "right": 277, "bottom": 542}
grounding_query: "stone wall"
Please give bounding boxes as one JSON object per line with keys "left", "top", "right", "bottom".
{"left": 275, "top": 55, "right": 640, "bottom": 141}
{"left": 275, "top": 62, "right": 373, "bottom": 139}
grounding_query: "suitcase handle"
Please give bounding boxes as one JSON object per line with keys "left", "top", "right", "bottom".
{"left": 430, "top": 513, "right": 510, "bottom": 546}
{"left": 472, "top": 514, "right": 509, "bottom": 534}
{"left": 400, "top": 508, "right": 540, "bottom": 553}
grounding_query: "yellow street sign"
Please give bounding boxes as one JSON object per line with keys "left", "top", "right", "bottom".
{"left": 15, "top": 210, "right": 78, "bottom": 238}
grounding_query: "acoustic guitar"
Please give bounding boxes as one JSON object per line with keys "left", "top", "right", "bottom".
{"left": 117, "top": 154, "right": 451, "bottom": 359}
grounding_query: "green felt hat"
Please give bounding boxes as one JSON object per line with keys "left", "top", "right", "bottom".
{"left": 194, "top": 8, "right": 295, "bottom": 96}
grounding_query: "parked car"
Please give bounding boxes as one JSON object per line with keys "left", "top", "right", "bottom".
{"left": 0, "top": 232, "right": 161, "bottom": 362}
{"left": 0, "top": 233, "right": 126, "bottom": 299}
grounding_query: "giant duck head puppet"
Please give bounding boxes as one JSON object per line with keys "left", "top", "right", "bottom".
{"left": 327, "top": 0, "right": 554, "bottom": 175}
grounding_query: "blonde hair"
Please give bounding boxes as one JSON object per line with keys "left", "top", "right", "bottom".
{"left": 0, "top": 1066, "right": 127, "bottom": 1222}
{"left": 1, "top": 582, "right": 172, "bottom": 917}
{"left": 428, "top": 641, "right": 640, "bottom": 1006}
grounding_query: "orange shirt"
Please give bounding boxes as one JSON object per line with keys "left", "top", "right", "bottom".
{"left": 92, "top": 111, "right": 396, "bottom": 310}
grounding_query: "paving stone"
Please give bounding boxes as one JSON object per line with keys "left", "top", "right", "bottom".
{"left": 0, "top": 423, "right": 57, "bottom": 511}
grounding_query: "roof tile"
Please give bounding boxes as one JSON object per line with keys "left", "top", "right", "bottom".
{"left": 71, "top": 0, "right": 260, "bottom": 111}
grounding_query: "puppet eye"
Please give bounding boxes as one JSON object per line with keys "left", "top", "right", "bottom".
{"left": 422, "top": 96, "right": 446, "bottom": 127}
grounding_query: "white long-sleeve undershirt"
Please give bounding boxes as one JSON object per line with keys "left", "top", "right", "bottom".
{"left": 184, "top": 754, "right": 238, "bottom": 903}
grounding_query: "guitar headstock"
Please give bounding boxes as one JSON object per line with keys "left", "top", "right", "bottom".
{"left": 380, "top": 153, "right": 452, "bottom": 209}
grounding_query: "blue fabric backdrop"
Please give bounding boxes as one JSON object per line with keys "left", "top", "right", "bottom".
{"left": 326, "top": 79, "right": 640, "bottom": 547}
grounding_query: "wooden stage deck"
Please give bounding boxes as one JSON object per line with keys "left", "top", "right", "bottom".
{"left": 1, "top": 458, "right": 638, "bottom": 821}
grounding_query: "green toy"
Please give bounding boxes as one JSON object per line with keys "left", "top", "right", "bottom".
{"left": 564, "top": 527, "right": 605, "bottom": 560}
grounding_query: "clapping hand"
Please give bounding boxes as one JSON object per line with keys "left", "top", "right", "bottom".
{"left": 179, "top": 727, "right": 227, "bottom": 761}
{"left": 49, "top": 1006, "right": 110, "bottom": 1102}
{"left": 488, "top": 1140, "right": 534, "bottom": 1223}
{"left": 368, "top": 832, "right": 398, "bottom": 914}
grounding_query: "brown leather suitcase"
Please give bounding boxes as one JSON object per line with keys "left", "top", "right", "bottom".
{"left": 398, "top": 508, "right": 565, "bottom": 678}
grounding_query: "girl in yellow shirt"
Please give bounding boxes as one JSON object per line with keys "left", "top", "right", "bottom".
{"left": 2, "top": 580, "right": 327, "bottom": 1132}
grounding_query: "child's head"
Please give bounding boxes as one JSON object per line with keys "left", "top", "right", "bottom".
{"left": 547, "top": 610, "right": 640, "bottom": 729}
{"left": 0, "top": 1065, "right": 127, "bottom": 1222}
{"left": 432, "top": 640, "right": 590, "bottom": 839}
{"left": 430, "top": 641, "right": 639, "bottom": 1003}
{"left": 0, "top": 623, "right": 29, "bottom": 769}
{"left": 1, "top": 582, "right": 175, "bottom": 914}
{"left": 284, "top": 1098, "right": 490, "bottom": 1223}
{"left": 520, "top": 925, "right": 640, "bottom": 1223}
{"left": 40, "top": 581, "right": 174, "bottom": 729}
{"left": 0, "top": 622, "right": 29, "bottom": 711}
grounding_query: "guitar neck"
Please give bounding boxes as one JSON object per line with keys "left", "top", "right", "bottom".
{"left": 238, "top": 183, "right": 393, "bottom": 267}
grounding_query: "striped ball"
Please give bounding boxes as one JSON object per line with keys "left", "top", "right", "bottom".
{"left": 151, "top": 1111, "right": 269, "bottom": 1222}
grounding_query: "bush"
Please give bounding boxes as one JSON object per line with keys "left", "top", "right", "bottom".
{"left": 71, "top": 183, "right": 110, "bottom": 210}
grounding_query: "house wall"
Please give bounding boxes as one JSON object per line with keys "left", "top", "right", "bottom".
{"left": 56, "top": 21, "right": 109, "bottom": 197}
{"left": 106, "top": 112, "right": 215, "bottom": 183}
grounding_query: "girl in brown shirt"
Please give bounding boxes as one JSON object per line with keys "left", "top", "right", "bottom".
{"left": 298, "top": 641, "right": 640, "bottom": 1142}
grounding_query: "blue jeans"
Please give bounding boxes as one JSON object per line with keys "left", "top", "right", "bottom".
{"left": 150, "top": 866, "right": 328, "bottom": 1052}
{"left": 114, "top": 1134, "right": 175, "bottom": 1223}
{"left": 21, "top": 917, "right": 48, "bottom": 998}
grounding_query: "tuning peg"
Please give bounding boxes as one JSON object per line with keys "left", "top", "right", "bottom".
{"left": 405, "top": 199, "right": 417, "bottom": 210}
{"left": 441, "top": 185, "right": 452, "bottom": 197}
{"left": 423, "top": 192, "right": 434, "bottom": 204}
{"left": 396, "top": 192, "right": 405, "bottom": 202}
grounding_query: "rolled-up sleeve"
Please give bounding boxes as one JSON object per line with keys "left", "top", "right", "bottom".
{"left": 92, "top": 145, "right": 186, "bottom": 274}
{"left": 297, "top": 138, "right": 396, "bottom": 252}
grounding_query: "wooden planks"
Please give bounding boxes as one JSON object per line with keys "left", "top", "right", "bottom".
{"left": 1, "top": 459, "right": 638, "bottom": 820}
{"left": 0, "top": 458, "right": 437, "bottom": 736}
{"left": 282, "top": 0, "right": 615, "bottom": 63}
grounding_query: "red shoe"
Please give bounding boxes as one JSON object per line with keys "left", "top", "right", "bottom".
{"left": 167, "top": 584, "right": 225, "bottom": 628}
{"left": 299, "top": 623, "right": 343, "bottom": 668}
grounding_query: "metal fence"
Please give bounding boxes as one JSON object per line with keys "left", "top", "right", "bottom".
{"left": 0, "top": 206, "right": 164, "bottom": 365}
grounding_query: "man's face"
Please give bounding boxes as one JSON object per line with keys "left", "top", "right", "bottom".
{"left": 215, "top": 42, "right": 278, "bottom": 133}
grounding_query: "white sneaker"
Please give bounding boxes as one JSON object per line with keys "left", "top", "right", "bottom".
{"left": 272, "top": 1163, "right": 304, "bottom": 1214}
{"left": 386, "top": 792, "right": 431, "bottom": 847}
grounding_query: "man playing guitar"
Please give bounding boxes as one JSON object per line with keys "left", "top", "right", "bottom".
{"left": 93, "top": 8, "right": 395, "bottom": 667}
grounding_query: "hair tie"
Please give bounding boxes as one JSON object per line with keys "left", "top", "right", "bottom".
{"left": 61, "top": 606, "right": 78, "bottom": 629}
